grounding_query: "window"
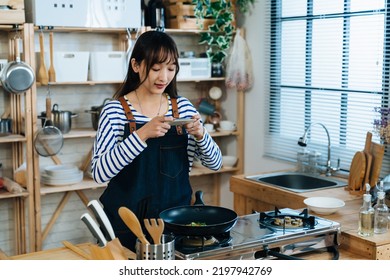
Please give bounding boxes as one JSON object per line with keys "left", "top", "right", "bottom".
{"left": 265, "top": 0, "right": 390, "bottom": 177}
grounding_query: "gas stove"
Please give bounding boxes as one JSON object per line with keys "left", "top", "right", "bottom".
{"left": 174, "top": 208, "right": 341, "bottom": 260}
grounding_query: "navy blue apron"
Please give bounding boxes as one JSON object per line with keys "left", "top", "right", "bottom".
{"left": 99, "top": 96, "right": 192, "bottom": 251}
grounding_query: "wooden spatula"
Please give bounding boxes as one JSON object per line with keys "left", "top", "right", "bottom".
{"left": 37, "top": 31, "right": 48, "bottom": 85}
{"left": 118, "top": 207, "right": 150, "bottom": 245}
{"left": 144, "top": 218, "right": 164, "bottom": 245}
{"left": 48, "top": 32, "right": 56, "bottom": 82}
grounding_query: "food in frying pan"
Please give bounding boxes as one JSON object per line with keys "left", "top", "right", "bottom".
{"left": 188, "top": 222, "right": 207, "bottom": 227}
{"left": 273, "top": 216, "right": 303, "bottom": 227}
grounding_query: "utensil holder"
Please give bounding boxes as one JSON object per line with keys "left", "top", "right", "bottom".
{"left": 136, "top": 234, "right": 175, "bottom": 260}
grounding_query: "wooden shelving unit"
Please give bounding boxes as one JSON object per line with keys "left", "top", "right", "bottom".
{"left": 2, "top": 26, "right": 245, "bottom": 252}
{"left": 0, "top": 23, "right": 35, "bottom": 255}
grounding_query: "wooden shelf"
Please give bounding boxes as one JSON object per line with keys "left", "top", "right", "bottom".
{"left": 40, "top": 177, "right": 105, "bottom": 195}
{"left": 209, "top": 130, "right": 239, "bottom": 137}
{"left": 190, "top": 166, "right": 239, "bottom": 176}
{"left": 0, "top": 134, "right": 27, "bottom": 143}
{"left": 62, "top": 128, "right": 96, "bottom": 139}
{"left": 0, "top": 189, "right": 29, "bottom": 199}
{"left": 39, "top": 167, "right": 237, "bottom": 195}
{"left": 34, "top": 77, "right": 225, "bottom": 86}
{"left": 36, "top": 81, "right": 123, "bottom": 86}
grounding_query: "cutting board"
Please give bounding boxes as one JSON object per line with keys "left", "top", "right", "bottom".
{"left": 348, "top": 151, "right": 366, "bottom": 194}
{"left": 369, "top": 142, "right": 385, "bottom": 187}
{"left": 363, "top": 132, "right": 372, "bottom": 188}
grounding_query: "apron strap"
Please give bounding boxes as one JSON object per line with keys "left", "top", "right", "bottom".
{"left": 119, "top": 96, "right": 136, "bottom": 134}
{"left": 119, "top": 95, "right": 183, "bottom": 135}
{"left": 171, "top": 97, "right": 183, "bottom": 135}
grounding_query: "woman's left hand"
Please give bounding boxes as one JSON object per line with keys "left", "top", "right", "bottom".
{"left": 185, "top": 114, "right": 204, "bottom": 140}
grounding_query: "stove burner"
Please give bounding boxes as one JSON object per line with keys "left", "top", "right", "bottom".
{"left": 175, "top": 232, "right": 232, "bottom": 254}
{"left": 259, "top": 207, "right": 316, "bottom": 229}
{"left": 180, "top": 236, "right": 218, "bottom": 247}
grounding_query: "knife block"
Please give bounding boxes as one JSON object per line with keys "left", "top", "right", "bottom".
{"left": 89, "top": 238, "right": 127, "bottom": 260}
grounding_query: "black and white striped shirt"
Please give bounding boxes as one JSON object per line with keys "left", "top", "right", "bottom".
{"left": 91, "top": 95, "right": 222, "bottom": 184}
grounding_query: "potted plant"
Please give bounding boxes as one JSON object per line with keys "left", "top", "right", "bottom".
{"left": 193, "top": 0, "right": 255, "bottom": 76}
{"left": 193, "top": 0, "right": 235, "bottom": 76}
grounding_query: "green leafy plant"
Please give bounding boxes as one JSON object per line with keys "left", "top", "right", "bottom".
{"left": 193, "top": 0, "right": 235, "bottom": 64}
{"left": 236, "top": 0, "right": 256, "bottom": 14}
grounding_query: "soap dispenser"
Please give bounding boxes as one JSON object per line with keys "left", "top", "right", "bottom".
{"left": 358, "top": 184, "right": 374, "bottom": 237}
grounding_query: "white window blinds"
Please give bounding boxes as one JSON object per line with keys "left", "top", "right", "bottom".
{"left": 264, "top": 0, "right": 390, "bottom": 179}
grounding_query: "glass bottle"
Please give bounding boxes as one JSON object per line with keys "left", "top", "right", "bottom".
{"left": 374, "top": 191, "right": 389, "bottom": 234}
{"left": 358, "top": 193, "right": 374, "bottom": 237}
{"left": 0, "top": 163, "right": 3, "bottom": 188}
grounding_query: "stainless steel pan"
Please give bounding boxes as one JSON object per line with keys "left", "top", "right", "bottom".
{"left": 0, "top": 38, "right": 35, "bottom": 94}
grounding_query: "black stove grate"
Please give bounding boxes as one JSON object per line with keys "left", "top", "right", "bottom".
{"left": 259, "top": 207, "right": 316, "bottom": 230}
{"left": 174, "top": 232, "right": 232, "bottom": 254}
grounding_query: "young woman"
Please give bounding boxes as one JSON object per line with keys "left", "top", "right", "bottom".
{"left": 91, "top": 30, "right": 222, "bottom": 250}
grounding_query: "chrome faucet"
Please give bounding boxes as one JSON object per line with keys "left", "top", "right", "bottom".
{"left": 297, "top": 123, "right": 340, "bottom": 176}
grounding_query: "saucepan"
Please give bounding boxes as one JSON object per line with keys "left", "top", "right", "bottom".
{"left": 0, "top": 38, "right": 35, "bottom": 94}
{"left": 38, "top": 104, "right": 78, "bottom": 134}
{"left": 159, "top": 191, "right": 238, "bottom": 236}
{"left": 85, "top": 98, "right": 113, "bottom": 130}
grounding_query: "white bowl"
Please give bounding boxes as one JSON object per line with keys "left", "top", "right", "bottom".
{"left": 304, "top": 197, "right": 345, "bottom": 215}
{"left": 222, "top": 155, "right": 237, "bottom": 167}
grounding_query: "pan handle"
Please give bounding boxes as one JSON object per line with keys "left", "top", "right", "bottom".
{"left": 194, "top": 191, "right": 205, "bottom": 206}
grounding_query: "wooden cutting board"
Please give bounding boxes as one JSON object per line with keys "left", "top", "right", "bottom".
{"left": 369, "top": 142, "right": 385, "bottom": 187}
{"left": 348, "top": 151, "right": 366, "bottom": 193}
{"left": 363, "top": 132, "right": 372, "bottom": 187}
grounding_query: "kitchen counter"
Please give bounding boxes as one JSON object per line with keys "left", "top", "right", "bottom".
{"left": 230, "top": 173, "right": 390, "bottom": 260}
{"left": 9, "top": 240, "right": 362, "bottom": 260}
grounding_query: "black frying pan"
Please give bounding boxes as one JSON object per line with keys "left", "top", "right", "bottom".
{"left": 159, "top": 191, "right": 238, "bottom": 236}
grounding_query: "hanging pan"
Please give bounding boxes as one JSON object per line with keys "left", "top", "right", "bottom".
{"left": 34, "top": 91, "right": 64, "bottom": 157}
{"left": 0, "top": 38, "right": 35, "bottom": 94}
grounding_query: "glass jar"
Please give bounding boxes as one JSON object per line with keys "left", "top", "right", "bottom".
{"left": 308, "top": 151, "right": 321, "bottom": 175}
{"left": 296, "top": 149, "right": 308, "bottom": 173}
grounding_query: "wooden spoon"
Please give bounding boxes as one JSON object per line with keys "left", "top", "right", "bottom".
{"left": 37, "top": 32, "right": 48, "bottom": 85}
{"left": 48, "top": 32, "right": 56, "bottom": 82}
{"left": 144, "top": 218, "right": 164, "bottom": 245}
{"left": 118, "top": 207, "right": 150, "bottom": 245}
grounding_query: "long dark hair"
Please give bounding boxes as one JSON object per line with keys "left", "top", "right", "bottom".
{"left": 113, "top": 31, "right": 180, "bottom": 99}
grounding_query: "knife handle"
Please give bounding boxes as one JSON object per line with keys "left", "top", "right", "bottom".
{"left": 81, "top": 213, "right": 107, "bottom": 247}
{"left": 88, "top": 200, "right": 116, "bottom": 241}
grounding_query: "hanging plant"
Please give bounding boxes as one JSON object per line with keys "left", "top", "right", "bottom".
{"left": 193, "top": 0, "right": 235, "bottom": 64}
{"left": 236, "top": 0, "right": 256, "bottom": 14}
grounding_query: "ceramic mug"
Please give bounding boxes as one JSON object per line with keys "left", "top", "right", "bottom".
{"left": 198, "top": 99, "right": 215, "bottom": 115}
{"left": 204, "top": 123, "right": 214, "bottom": 132}
{"left": 219, "top": 120, "right": 236, "bottom": 131}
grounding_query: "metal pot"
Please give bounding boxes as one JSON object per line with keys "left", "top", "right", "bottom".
{"left": 38, "top": 104, "right": 78, "bottom": 134}
{"left": 159, "top": 191, "right": 238, "bottom": 236}
{"left": 85, "top": 98, "right": 113, "bottom": 130}
{"left": 0, "top": 38, "right": 35, "bottom": 94}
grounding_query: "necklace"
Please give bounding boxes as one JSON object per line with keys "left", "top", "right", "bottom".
{"left": 135, "top": 90, "right": 164, "bottom": 116}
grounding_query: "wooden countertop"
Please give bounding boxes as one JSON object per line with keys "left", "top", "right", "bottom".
{"left": 10, "top": 242, "right": 136, "bottom": 260}
{"left": 9, "top": 241, "right": 361, "bottom": 260}
{"left": 230, "top": 173, "right": 390, "bottom": 260}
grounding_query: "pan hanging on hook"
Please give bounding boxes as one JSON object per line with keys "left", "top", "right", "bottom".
{"left": 0, "top": 33, "right": 35, "bottom": 94}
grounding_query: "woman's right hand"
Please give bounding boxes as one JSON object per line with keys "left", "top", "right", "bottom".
{"left": 136, "top": 116, "right": 173, "bottom": 141}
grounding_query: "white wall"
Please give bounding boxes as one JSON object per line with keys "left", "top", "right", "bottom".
{"left": 219, "top": 0, "right": 294, "bottom": 209}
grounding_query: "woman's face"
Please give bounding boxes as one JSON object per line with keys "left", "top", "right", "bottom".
{"left": 136, "top": 58, "right": 177, "bottom": 95}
